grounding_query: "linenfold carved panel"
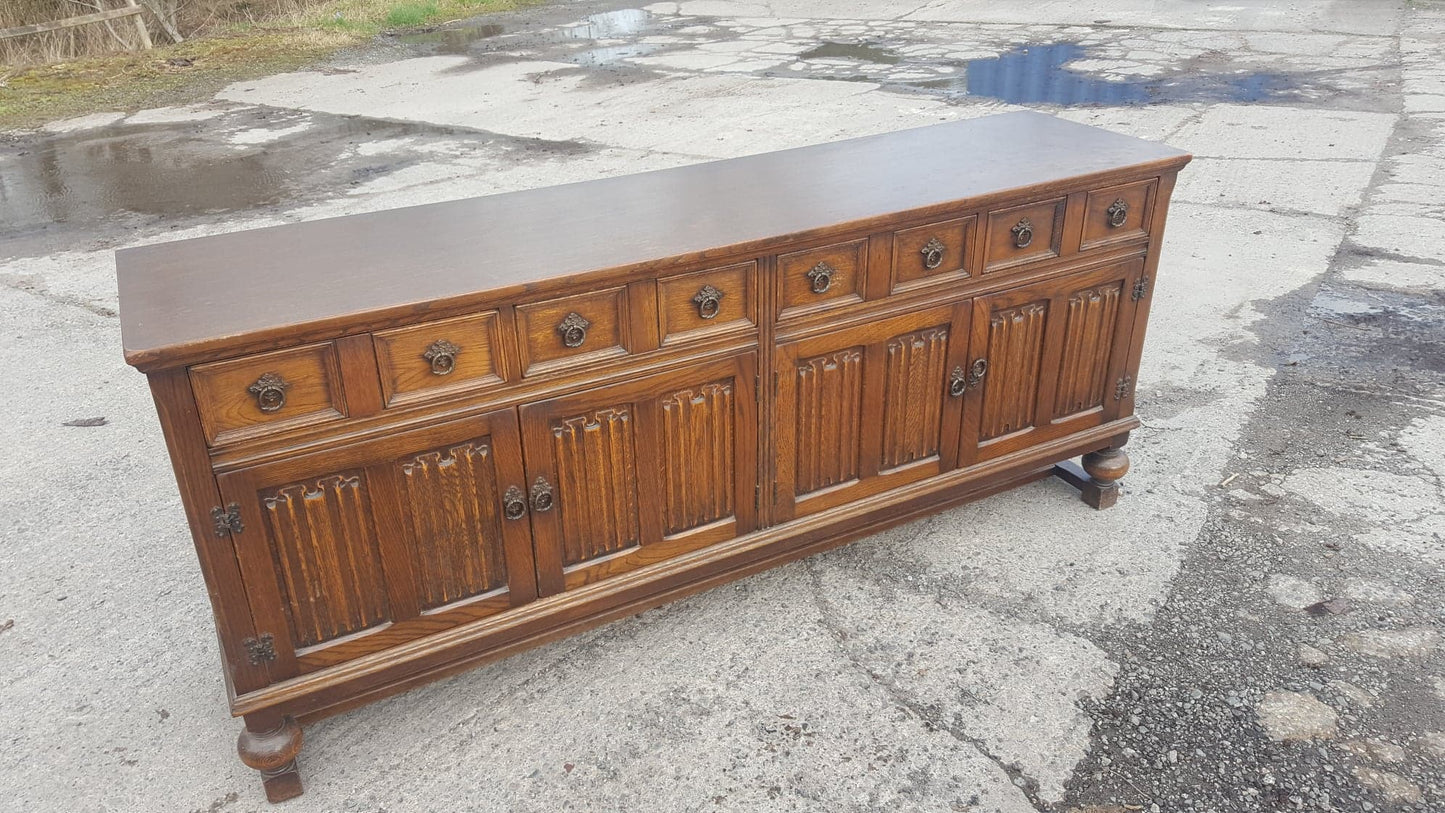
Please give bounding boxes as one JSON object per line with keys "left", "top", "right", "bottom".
{"left": 398, "top": 440, "right": 509, "bottom": 610}
{"left": 881, "top": 326, "right": 950, "bottom": 469}
{"left": 660, "top": 382, "right": 736, "bottom": 536}
{"left": 1054, "top": 282, "right": 1123, "bottom": 418}
{"left": 551, "top": 407, "right": 641, "bottom": 566}
{"left": 980, "top": 302, "right": 1048, "bottom": 441}
{"left": 261, "top": 472, "right": 390, "bottom": 647}
{"left": 795, "top": 347, "right": 864, "bottom": 495}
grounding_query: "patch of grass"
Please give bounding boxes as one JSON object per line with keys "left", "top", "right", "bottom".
{"left": 0, "top": 0, "right": 531, "bottom": 131}
{"left": 385, "top": 2, "right": 440, "bottom": 28}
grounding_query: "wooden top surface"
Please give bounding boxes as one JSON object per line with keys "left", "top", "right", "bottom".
{"left": 118, "top": 111, "right": 1190, "bottom": 368}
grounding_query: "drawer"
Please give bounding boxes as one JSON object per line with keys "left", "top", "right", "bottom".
{"left": 657, "top": 261, "right": 757, "bottom": 346}
{"left": 890, "top": 215, "right": 976, "bottom": 294}
{"left": 776, "top": 238, "right": 867, "bottom": 321}
{"left": 516, "top": 286, "right": 631, "bottom": 376}
{"left": 1080, "top": 179, "right": 1157, "bottom": 252}
{"left": 189, "top": 343, "right": 347, "bottom": 446}
{"left": 983, "top": 197, "right": 1066, "bottom": 274}
{"left": 372, "top": 311, "right": 507, "bottom": 407}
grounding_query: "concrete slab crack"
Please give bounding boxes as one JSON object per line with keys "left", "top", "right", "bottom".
{"left": 803, "top": 559, "right": 1051, "bottom": 812}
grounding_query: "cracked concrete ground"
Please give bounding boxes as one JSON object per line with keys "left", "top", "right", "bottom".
{"left": 2, "top": 1, "right": 1444, "bottom": 811}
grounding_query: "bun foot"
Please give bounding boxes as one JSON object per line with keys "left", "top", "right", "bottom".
{"left": 238, "top": 715, "right": 305, "bottom": 803}
{"left": 1079, "top": 447, "right": 1129, "bottom": 509}
{"left": 1053, "top": 444, "right": 1130, "bottom": 510}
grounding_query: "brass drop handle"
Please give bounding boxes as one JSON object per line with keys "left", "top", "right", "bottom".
{"left": 557, "top": 312, "right": 590, "bottom": 348}
{"left": 1011, "top": 218, "right": 1034, "bottom": 248}
{"left": 949, "top": 359, "right": 988, "bottom": 397}
{"left": 1106, "top": 198, "right": 1129, "bottom": 228}
{"left": 806, "top": 261, "right": 835, "bottom": 294}
{"left": 502, "top": 486, "right": 527, "bottom": 520}
{"left": 247, "top": 372, "right": 290, "bottom": 413}
{"left": 920, "top": 237, "right": 946, "bottom": 270}
{"left": 423, "top": 339, "right": 460, "bottom": 376}
{"left": 693, "top": 284, "right": 724, "bottom": 319}
{"left": 530, "top": 476, "right": 554, "bottom": 512}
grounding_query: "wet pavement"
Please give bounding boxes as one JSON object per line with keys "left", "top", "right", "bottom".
{"left": 1, "top": 1, "right": 1444, "bottom": 811}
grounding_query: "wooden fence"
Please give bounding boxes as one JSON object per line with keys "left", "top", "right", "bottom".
{"left": 0, "top": 0, "right": 155, "bottom": 51}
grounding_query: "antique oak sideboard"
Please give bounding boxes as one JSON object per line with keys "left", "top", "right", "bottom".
{"left": 118, "top": 112, "right": 1190, "bottom": 801}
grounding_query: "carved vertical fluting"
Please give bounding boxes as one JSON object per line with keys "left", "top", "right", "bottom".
{"left": 881, "top": 326, "right": 950, "bottom": 469}
{"left": 398, "top": 440, "right": 508, "bottom": 610}
{"left": 551, "top": 407, "right": 641, "bottom": 566}
{"left": 794, "top": 347, "right": 864, "bottom": 495}
{"left": 661, "top": 382, "right": 736, "bottom": 536}
{"left": 262, "top": 473, "right": 389, "bottom": 647}
{"left": 980, "top": 302, "right": 1048, "bottom": 441}
{"left": 1054, "top": 283, "right": 1121, "bottom": 418}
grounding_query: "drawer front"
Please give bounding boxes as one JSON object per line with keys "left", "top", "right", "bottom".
{"left": 983, "top": 197, "right": 1066, "bottom": 274}
{"left": 516, "top": 286, "right": 630, "bottom": 376}
{"left": 658, "top": 261, "right": 757, "bottom": 346}
{"left": 1080, "top": 179, "right": 1157, "bottom": 252}
{"left": 189, "top": 343, "right": 346, "bottom": 446}
{"left": 777, "top": 238, "right": 867, "bottom": 320}
{"left": 891, "top": 215, "right": 976, "bottom": 294}
{"left": 373, "top": 311, "right": 507, "bottom": 407}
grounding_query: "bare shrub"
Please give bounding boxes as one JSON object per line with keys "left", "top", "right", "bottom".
{"left": 0, "top": 0, "right": 321, "bottom": 66}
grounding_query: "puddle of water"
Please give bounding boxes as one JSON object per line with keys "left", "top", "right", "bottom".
{"left": 957, "top": 42, "right": 1299, "bottom": 105}
{"left": 0, "top": 113, "right": 463, "bottom": 241}
{"left": 394, "top": 23, "right": 504, "bottom": 55}
{"left": 801, "top": 42, "right": 900, "bottom": 65}
{"left": 556, "top": 9, "right": 652, "bottom": 41}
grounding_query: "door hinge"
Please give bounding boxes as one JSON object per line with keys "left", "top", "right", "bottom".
{"left": 755, "top": 482, "right": 762, "bottom": 513}
{"left": 1132, "top": 275, "right": 1149, "bottom": 301}
{"left": 211, "top": 503, "right": 244, "bottom": 537}
{"left": 1114, "top": 375, "right": 1134, "bottom": 401}
{"left": 242, "top": 633, "right": 276, "bottom": 665}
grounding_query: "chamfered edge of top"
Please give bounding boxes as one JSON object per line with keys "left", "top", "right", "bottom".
{"left": 118, "top": 111, "right": 1191, "bottom": 369}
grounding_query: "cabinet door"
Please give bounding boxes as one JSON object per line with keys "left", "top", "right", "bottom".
{"left": 217, "top": 409, "right": 536, "bottom": 677}
{"left": 960, "top": 257, "right": 1145, "bottom": 464}
{"left": 521, "top": 353, "right": 757, "bottom": 595}
{"left": 772, "top": 302, "right": 972, "bottom": 522}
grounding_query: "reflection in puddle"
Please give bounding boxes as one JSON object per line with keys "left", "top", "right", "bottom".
{"left": 0, "top": 114, "right": 466, "bottom": 239}
{"left": 958, "top": 42, "right": 1299, "bottom": 105}
{"left": 556, "top": 8, "right": 652, "bottom": 40}
{"left": 394, "top": 23, "right": 505, "bottom": 55}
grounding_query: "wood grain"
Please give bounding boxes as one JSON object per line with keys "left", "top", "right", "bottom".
{"left": 396, "top": 440, "right": 509, "bottom": 609}
{"left": 372, "top": 311, "right": 506, "bottom": 407}
{"left": 119, "top": 114, "right": 1192, "bottom": 802}
{"left": 983, "top": 197, "right": 1067, "bottom": 274}
{"left": 515, "top": 286, "right": 631, "bottom": 376}
{"left": 188, "top": 342, "right": 346, "bottom": 446}
{"left": 118, "top": 112, "right": 1189, "bottom": 370}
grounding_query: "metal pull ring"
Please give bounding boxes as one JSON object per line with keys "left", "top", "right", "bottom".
{"left": 948, "top": 366, "right": 968, "bottom": 398}
{"left": 806, "top": 261, "right": 835, "bottom": 294}
{"left": 1106, "top": 199, "right": 1129, "bottom": 228}
{"left": 693, "top": 284, "right": 724, "bottom": 319}
{"left": 502, "top": 486, "right": 527, "bottom": 520}
{"left": 920, "top": 237, "right": 946, "bottom": 270}
{"left": 247, "top": 372, "right": 290, "bottom": 413}
{"left": 530, "top": 476, "right": 554, "bottom": 512}
{"left": 557, "top": 312, "right": 590, "bottom": 348}
{"left": 965, "top": 358, "right": 988, "bottom": 390}
{"left": 1011, "top": 218, "right": 1034, "bottom": 249}
{"left": 422, "top": 339, "right": 460, "bottom": 376}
